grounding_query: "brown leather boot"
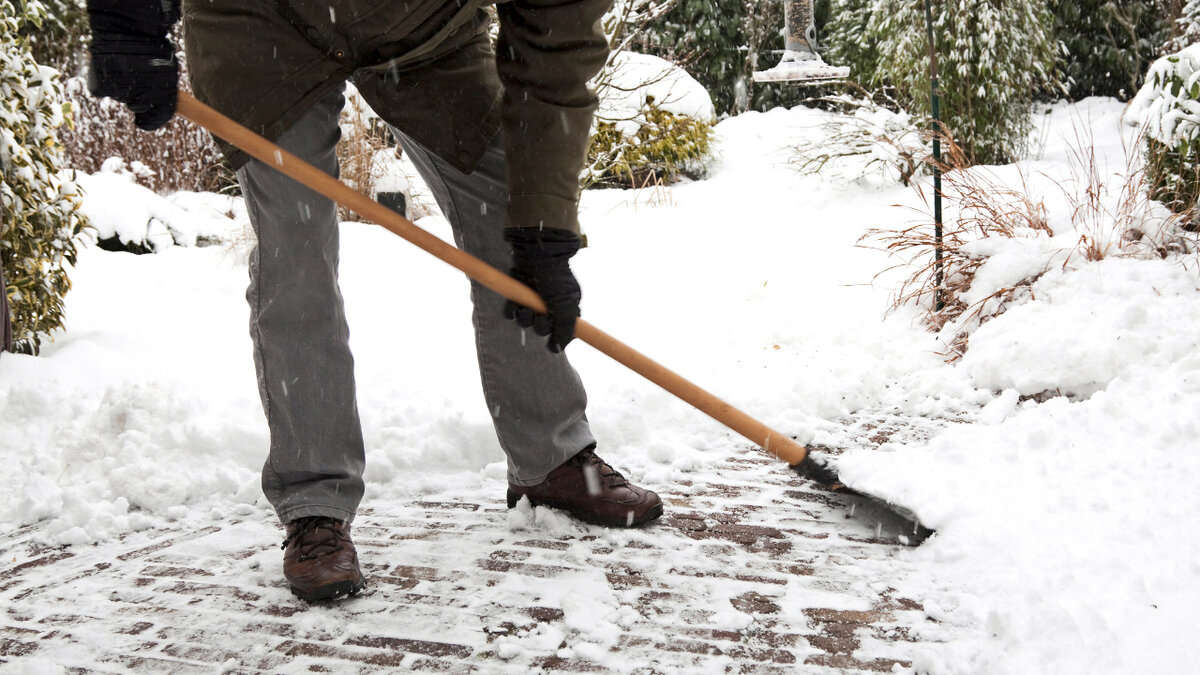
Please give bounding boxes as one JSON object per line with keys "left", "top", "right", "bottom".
{"left": 281, "top": 517, "right": 366, "bottom": 601}
{"left": 507, "top": 446, "right": 664, "bottom": 527}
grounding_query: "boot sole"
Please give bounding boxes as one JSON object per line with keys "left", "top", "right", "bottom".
{"left": 507, "top": 490, "right": 664, "bottom": 528}
{"left": 289, "top": 576, "right": 366, "bottom": 603}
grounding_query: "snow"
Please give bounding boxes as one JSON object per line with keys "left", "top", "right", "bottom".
{"left": 3, "top": 98, "right": 1200, "bottom": 673}
{"left": 595, "top": 51, "right": 716, "bottom": 129}
{"left": 955, "top": 236, "right": 1067, "bottom": 308}
{"left": 75, "top": 157, "right": 250, "bottom": 249}
{"left": 960, "top": 259, "right": 1200, "bottom": 396}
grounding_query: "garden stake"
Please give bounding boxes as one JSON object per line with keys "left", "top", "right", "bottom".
{"left": 176, "top": 92, "right": 933, "bottom": 545}
{"left": 924, "top": 0, "right": 945, "bottom": 311}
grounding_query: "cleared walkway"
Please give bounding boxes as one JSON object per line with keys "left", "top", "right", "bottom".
{"left": 1, "top": 447, "right": 946, "bottom": 673}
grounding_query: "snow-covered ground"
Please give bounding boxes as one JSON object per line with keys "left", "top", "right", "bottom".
{"left": 3, "top": 98, "right": 1199, "bottom": 674}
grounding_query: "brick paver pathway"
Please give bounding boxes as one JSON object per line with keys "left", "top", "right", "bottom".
{"left": 2, "top": 444, "right": 952, "bottom": 673}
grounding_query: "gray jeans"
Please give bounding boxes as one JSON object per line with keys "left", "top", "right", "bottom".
{"left": 237, "top": 87, "right": 595, "bottom": 525}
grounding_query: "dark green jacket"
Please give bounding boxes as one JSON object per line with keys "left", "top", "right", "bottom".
{"left": 182, "top": 0, "right": 611, "bottom": 233}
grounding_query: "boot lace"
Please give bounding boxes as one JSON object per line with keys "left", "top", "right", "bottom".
{"left": 281, "top": 517, "right": 350, "bottom": 561}
{"left": 573, "top": 448, "right": 628, "bottom": 488}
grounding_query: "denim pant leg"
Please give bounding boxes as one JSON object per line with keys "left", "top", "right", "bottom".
{"left": 237, "top": 87, "right": 365, "bottom": 524}
{"left": 393, "top": 130, "right": 596, "bottom": 486}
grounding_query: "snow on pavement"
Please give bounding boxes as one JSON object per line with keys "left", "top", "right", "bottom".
{"left": 2, "top": 99, "right": 1199, "bottom": 673}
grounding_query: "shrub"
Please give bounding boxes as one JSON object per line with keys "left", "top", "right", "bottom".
{"left": 825, "top": 0, "right": 884, "bottom": 90}
{"left": 1166, "top": 0, "right": 1200, "bottom": 52}
{"left": 865, "top": 0, "right": 1062, "bottom": 166}
{"left": 1128, "top": 44, "right": 1200, "bottom": 227}
{"left": 1049, "top": 0, "right": 1169, "bottom": 102}
{"left": 51, "top": 21, "right": 233, "bottom": 197}
{"left": 20, "top": 0, "right": 87, "bottom": 75}
{"left": 1, "top": 0, "right": 88, "bottom": 355}
{"left": 13, "top": 1, "right": 230, "bottom": 195}
{"left": 586, "top": 51, "right": 715, "bottom": 188}
{"left": 587, "top": 105, "right": 713, "bottom": 188}
{"left": 58, "top": 48, "right": 233, "bottom": 197}
{"left": 60, "top": 77, "right": 232, "bottom": 196}
{"left": 792, "top": 91, "right": 926, "bottom": 185}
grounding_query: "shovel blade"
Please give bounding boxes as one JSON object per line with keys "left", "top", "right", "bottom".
{"left": 791, "top": 455, "right": 934, "bottom": 546}
{"left": 832, "top": 489, "right": 934, "bottom": 546}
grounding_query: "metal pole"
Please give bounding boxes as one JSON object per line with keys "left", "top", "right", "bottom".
{"left": 0, "top": 201, "right": 11, "bottom": 355}
{"left": 0, "top": 255, "right": 11, "bottom": 355}
{"left": 923, "top": 0, "right": 944, "bottom": 312}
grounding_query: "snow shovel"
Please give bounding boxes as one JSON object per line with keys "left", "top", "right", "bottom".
{"left": 176, "top": 92, "right": 932, "bottom": 545}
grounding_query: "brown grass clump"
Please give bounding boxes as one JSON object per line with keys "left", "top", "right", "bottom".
{"left": 868, "top": 134, "right": 1051, "bottom": 358}
{"left": 60, "top": 85, "right": 230, "bottom": 195}
{"left": 335, "top": 91, "right": 395, "bottom": 222}
{"left": 1058, "top": 124, "right": 1168, "bottom": 264}
{"left": 866, "top": 125, "right": 1195, "bottom": 360}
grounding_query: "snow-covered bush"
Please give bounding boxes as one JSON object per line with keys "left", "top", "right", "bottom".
{"left": 1, "top": 0, "right": 88, "bottom": 355}
{"left": 865, "top": 0, "right": 1061, "bottom": 166}
{"left": 579, "top": 1, "right": 717, "bottom": 187}
{"left": 21, "top": 0, "right": 87, "bottom": 75}
{"left": 1127, "top": 44, "right": 1200, "bottom": 227}
{"left": 1166, "top": 0, "right": 1200, "bottom": 52}
{"left": 586, "top": 52, "right": 715, "bottom": 188}
{"left": 1049, "top": 0, "right": 1168, "bottom": 102}
{"left": 76, "top": 157, "right": 249, "bottom": 253}
{"left": 792, "top": 92, "right": 925, "bottom": 185}
{"left": 826, "top": 0, "right": 883, "bottom": 90}
{"left": 587, "top": 106, "right": 712, "bottom": 188}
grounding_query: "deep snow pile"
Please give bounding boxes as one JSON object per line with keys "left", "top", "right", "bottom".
{"left": 2, "top": 98, "right": 1199, "bottom": 674}
{"left": 595, "top": 51, "right": 717, "bottom": 129}
{"left": 839, "top": 255, "right": 1200, "bottom": 674}
{"left": 836, "top": 100, "right": 1200, "bottom": 674}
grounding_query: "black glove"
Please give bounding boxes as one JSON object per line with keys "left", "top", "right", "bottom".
{"left": 503, "top": 227, "right": 583, "bottom": 353}
{"left": 87, "top": 0, "right": 180, "bottom": 131}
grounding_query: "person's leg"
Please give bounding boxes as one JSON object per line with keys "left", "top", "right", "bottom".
{"left": 392, "top": 130, "right": 595, "bottom": 486}
{"left": 238, "top": 87, "right": 366, "bottom": 524}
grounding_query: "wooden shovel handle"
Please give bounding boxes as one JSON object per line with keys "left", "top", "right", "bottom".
{"left": 176, "top": 92, "right": 809, "bottom": 466}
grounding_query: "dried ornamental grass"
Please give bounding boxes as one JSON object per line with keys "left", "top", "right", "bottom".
{"left": 867, "top": 128, "right": 1195, "bottom": 360}
{"left": 335, "top": 89, "right": 394, "bottom": 223}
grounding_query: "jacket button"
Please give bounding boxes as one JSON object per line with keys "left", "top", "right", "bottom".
{"left": 334, "top": 49, "right": 346, "bottom": 59}
{"left": 458, "top": 150, "right": 473, "bottom": 165}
